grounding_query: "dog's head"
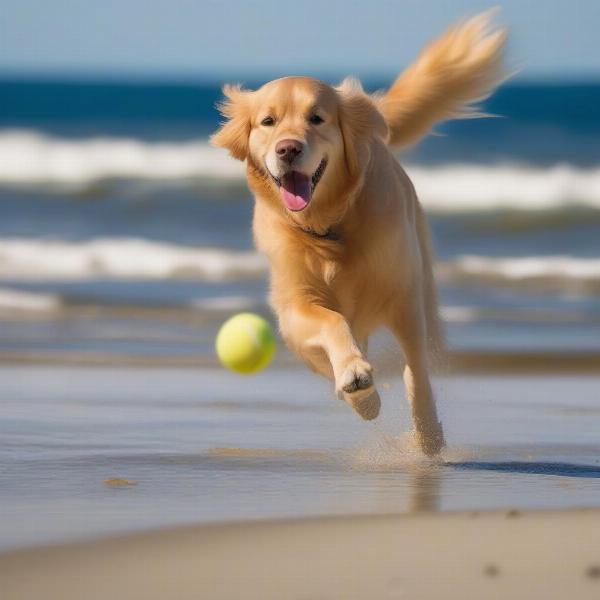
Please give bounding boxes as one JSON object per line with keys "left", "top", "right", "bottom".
{"left": 211, "top": 76, "right": 388, "bottom": 222}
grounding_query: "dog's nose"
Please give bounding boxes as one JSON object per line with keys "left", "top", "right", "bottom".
{"left": 276, "top": 139, "right": 303, "bottom": 164}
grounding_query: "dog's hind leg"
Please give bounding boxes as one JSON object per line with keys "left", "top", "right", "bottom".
{"left": 279, "top": 303, "right": 380, "bottom": 420}
{"left": 391, "top": 298, "right": 445, "bottom": 456}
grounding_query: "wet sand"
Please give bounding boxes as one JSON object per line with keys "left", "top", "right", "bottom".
{"left": 2, "top": 366, "right": 600, "bottom": 553}
{"left": 2, "top": 508, "right": 600, "bottom": 599}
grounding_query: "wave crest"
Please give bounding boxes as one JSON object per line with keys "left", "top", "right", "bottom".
{"left": 0, "top": 287, "right": 61, "bottom": 311}
{"left": 2, "top": 130, "right": 600, "bottom": 212}
{"left": 0, "top": 238, "right": 268, "bottom": 282}
{"left": 1, "top": 237, "right": 599, "bottom": 296}
{"left": 407, "top": 164, "right": 600, "bottom": 212}
{"left": 439, "top": 255, "right": 600, "bottom": 292}
{"left": 0, "top": 130, "right": 242, "bottom": 189}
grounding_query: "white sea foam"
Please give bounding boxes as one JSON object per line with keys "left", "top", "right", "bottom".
{"left": 439, "top": 255, "right": 600, "bottom": 290}
{"left": 0, "top": 287, "right": 61, "bottom": 311}
{"left": 0, "top": 238, "right": 268, "bottom": 282}
{"left": 0, "top": 130, "right": 242, "bottom": 189}
{"left": 0, "top": 237, "right": 598, "bottom": 293}
{"left": 2, "top": 130, "right": 600, "bottom": 212}
{"left": 190, "top": 295, "right": 262, "bottom": 311}
{"left": 407, "top": 164, "right": 600, "bottom": 212}
{"left": 438, "top": 305, "right": 480, "bottom": 323}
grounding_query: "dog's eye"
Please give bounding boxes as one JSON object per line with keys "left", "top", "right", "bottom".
{"left": 261, "top": 116, "right": 275, "bottom": 126}
{"left": 309, "top": 114, "right": 324, "bottom": 125}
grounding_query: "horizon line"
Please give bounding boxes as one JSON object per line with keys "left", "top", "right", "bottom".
{"left": 1, "top": 67, "right": 600, "bottom": 86}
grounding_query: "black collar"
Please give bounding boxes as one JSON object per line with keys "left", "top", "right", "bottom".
{"left": 299, "top": 225, "right": 341, "bottom": 242}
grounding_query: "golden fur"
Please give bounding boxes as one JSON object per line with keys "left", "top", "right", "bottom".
{"left": 212, "top": 11, "right": 506, "bottom": 455}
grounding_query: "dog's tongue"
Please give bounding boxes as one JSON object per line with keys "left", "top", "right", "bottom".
{"left": 280, "top": 171, "right": 311, "bottom": 211}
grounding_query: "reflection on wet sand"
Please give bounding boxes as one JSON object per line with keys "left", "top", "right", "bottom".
{"left": 205, "top": 444, "right": 443, "bottom": 514}
{"left": 406, "top": 467, "right": 442, "bottom": 512}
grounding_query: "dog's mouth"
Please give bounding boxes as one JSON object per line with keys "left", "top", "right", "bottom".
{"left": 269, "top": 158, "right": 327, "bottom": 212}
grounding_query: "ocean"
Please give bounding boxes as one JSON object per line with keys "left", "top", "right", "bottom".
{"left": 0, "top": 78, "right": 599, "bottom": 360}
{"left": 2, "top": 77, "right": 600, "bottom": 550}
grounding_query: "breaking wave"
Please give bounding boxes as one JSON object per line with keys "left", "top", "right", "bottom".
{"left": 2, "top": 130, "right": 600, "bottom": 212}
{"left": 0, "top": 287, "right": 62, "bottom": 311}
{"left": 0, "top": 238, "right": 267, "bottom": 282}
{"left": 0, "top": 130, "right": 242, "bottom": 189}
{"left": 407, "top": 164, "right": 600, "bottom": 212}
{"left": 439, "top": 255, "right": 600, "bottom": 292}
{"left": 1, "top": 236, "right": 599, "bottom": 295}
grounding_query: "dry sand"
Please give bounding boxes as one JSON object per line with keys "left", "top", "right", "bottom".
{"left": 2, "top": 508, "right": 600, "bottom": 600}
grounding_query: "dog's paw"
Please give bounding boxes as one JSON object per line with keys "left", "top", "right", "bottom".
{"left": 347, "top": 388, "right": 381, "bottom": 421}
{"left": 337, "top": 358, "right": 380, "bottom": 420}
{"left": 339, "top": 357, "right": 374, "bottom": 398}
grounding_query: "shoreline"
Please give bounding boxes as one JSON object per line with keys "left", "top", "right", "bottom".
{"left": 1, "top": 349, "right": 600, "bottom": 373}
{"left": 2, "top": 508, "right": 600, "bottom": 599}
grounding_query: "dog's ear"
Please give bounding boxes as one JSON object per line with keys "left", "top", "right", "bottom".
{"left": 211, "top": 84, "right": 253, "bottom": 161}
{"left": 336, "top": 77, "right": 388, "bottom": 176}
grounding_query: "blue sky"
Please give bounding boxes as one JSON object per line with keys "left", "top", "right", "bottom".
{"left": 1, "top": 0, "right": 599, "bottom": 80}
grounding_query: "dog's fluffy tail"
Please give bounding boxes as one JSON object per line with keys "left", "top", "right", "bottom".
{"left": 376, "top": 10, "right": 507, "bottom": 148}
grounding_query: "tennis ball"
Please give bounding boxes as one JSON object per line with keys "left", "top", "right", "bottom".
{"left": 215, "top": 313, "right": 276, "bottom": 374}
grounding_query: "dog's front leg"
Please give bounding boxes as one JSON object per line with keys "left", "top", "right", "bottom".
{"left": 280, "top": 302, "right": 380, "bottom": 420}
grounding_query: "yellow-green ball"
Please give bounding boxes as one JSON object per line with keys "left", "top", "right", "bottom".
{"left": 216, "top": 313, "right": 276, "bottom": 374}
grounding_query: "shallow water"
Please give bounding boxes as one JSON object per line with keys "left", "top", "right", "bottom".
{"left": 2, "top": 366, "right": 600, "bottom": 551}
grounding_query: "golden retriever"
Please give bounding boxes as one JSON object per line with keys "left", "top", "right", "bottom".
{"left": 212, "top": 11, "right": 506, "bottom": 455}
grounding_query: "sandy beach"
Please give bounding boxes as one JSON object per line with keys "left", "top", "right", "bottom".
{"left": 2, "top": 508, "right": 600, "bottom": 599}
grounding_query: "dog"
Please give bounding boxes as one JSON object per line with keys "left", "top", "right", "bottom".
{"left": 212, "top": 11, "right": 506, "bottom": 455}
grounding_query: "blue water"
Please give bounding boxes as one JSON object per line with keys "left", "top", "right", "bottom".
{"left": 2, "top": 78, "right": 600, "bottom": 164}
{"left": 0, "top": 77, "right": 599, "bottom": 358}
